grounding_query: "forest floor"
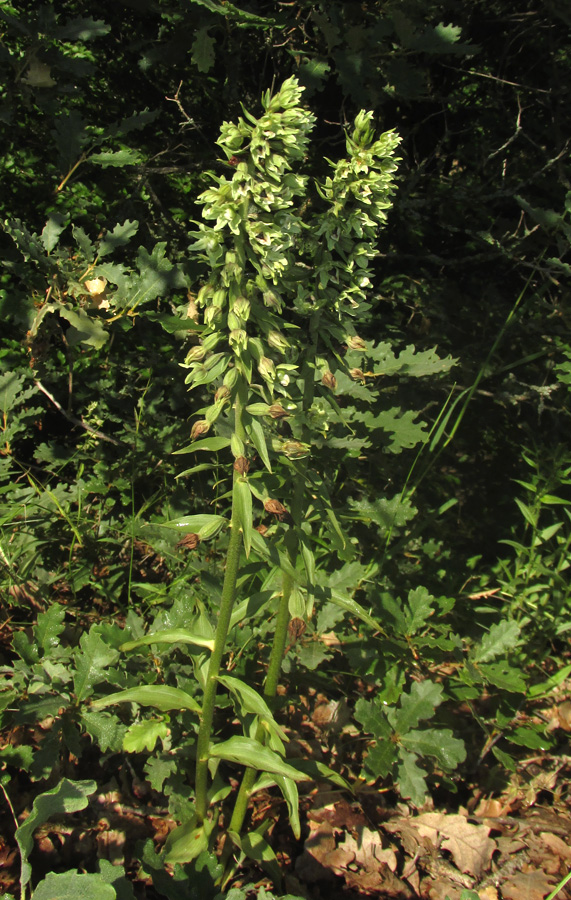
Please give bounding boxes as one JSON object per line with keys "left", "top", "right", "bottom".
{"left": 1, "top": 609, "right": 571, "bottom": 900}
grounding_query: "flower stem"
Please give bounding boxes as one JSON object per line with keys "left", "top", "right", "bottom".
{"left": 194, "top": 378, "right": 248, "bottom": 824}
{"left": 222, "top": 314, "right": 321, "bottom": 848}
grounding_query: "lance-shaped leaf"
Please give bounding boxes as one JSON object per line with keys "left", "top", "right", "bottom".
{"left": 151, "top": 514, "right": 227, "bottom": 541}
{"left": 163, "top": 815, "right": 214, "bottom": 864}
{"left": 251, "top": 772, "right": 301, "bottom": 839}
{"left": 173, "top": 436, "right": 231, "bottom": 454}
{"left": 120, "top": 629, "right": 215, "bottom": 652}
{"left": 248, "top": 417, "right": 272, "bottom": 472}
{"left": 91, "top": 685, "right": 200, "bottom": 713}
{"left": 235, "top": 477, "right": 253, "bottom": 557}
{"left": 218, "top": 675, "right": 287, "bottom": 749}
{"left": 208, "top": 736, "right": 312, "bottom": 782}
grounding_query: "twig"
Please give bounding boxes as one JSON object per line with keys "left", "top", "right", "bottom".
{"left": 34, "top": 379, "right": 126, "bottom": 446}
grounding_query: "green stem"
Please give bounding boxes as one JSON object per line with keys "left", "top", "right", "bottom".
{"left": 223, "top": 314, "right": 321, "bottom": 851}
{"left": 194, "top": 378, "right": 248, "bottom": 824}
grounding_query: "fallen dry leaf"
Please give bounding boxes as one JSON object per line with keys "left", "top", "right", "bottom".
{"left": 502, "top": 868, "right": 556, "bottom": 900}
{"left": 410, "top": 812, "right": 496, "bottom": 878}
{"left": 540, "top": 831, "right": 571, "bottom": 862}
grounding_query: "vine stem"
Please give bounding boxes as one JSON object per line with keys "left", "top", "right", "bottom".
{"left": 194, "top": 378, "right": 248, "bottom": 824}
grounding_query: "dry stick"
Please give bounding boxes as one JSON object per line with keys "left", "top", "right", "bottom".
{"left": 34, "top": 379, "right": 125, "bottom": 446}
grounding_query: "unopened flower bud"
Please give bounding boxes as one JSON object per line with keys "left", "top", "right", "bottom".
{"left": 204, "top": 305, "right": 223, "bottom": 326}
{"left": 267, "top": 330, "right": 289, "bottom": 353}
{"left": 215, "top": 385, "right": 232, "bottom": 402}
{"left": 229, "top": 329, "right": 248, "bottom": 350}
{"left": 190, "top": 419, "right": 210, "bottom": 441}
{"left": 347, "top": 335, "right": 367, "bottom": 351}
{"left": 223, "top": 367, "right": 239, "bottom": 390}
{"left": 232, "top": 296, "right": 250, "bottom": 320}
{"left": 280, "top": 440, "right": 310, "bottom": 459}
{"left": 321, "top": 371, "right": 337, "bottom": 390}
{"left": 263, "top": 290, "right": 282, "bottom": 311}
{"left": 258, "top": 357, "right": 276, "bottom": 381}
{"left": 184, "top": 344, "right": 206, "bottom": 365}
{"left": 349, "top": 368, "right": 365, "bottom": 381}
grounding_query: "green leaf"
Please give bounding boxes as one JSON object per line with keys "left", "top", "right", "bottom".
{"left": 248, "top": 418, "right": 272, "bottom": 472}
{"left": 89, "top": 149, "right": 142, "bottom": 168}
{"left": 32, "top": 871, "right": 116, "bottom": 900}
{"left": 52, "top": 110, "right": 87, "bottom": 171}
{"left": 397, "top": 750, "right": 427, "bottom": 806}
{"left": 478, "top": 662, "right": 526, "bottom": 693}
{"left": 228, "top": 828, "right": 283, "bottom": 887}
{"left": 400, "top": 728, "right": 466, "bottom": 771}
{"left": 40, "top": 213, "right": 68, "bottom": 253}
{"left": 59, "top": 307, "right": 109, "bottom": 349}
{"left": 163, "top": 816, "right": 213, "bottom": 864}
{"left": 406, "top": 586, "right": 435, "bottom": 635}
{"left": 390, "top": 681, "right": 443, "bottom": 734}
{"left": 54, "top": 17, "right": 111, "bottom": 41}
{"left": 286, "top": 758, "right": 351, "bottom": 791}
{"left": 173, "top": 436, "right": 231, "bottom": 454}
{"left": 354, "top": 407, "right": 428, "bottom": 453}
{"left": 16, "top": 779, "right": 97, "bottom": 892}
{"left": 73, "top": 225, "right": 95, "bottom": 262}
{"left": 98, "top": 220, "right": 139, "bottom": 258}
{"left": 492, "top": 746, "right": 517, "bottom": 772}
{"left": 34, "top": 603, "right": 66, "bottom": 653}
{"left": 123, "top": 719, "right": 169, "bottom": 752}
{"left": 80, "top": 711, "right": 126, "bottom": 753}
{"left": 154, "top": 514, "right": 226, "bottom": 539}
{"left": 365, "top": 738, "right": 399, "bottom": 780}
{"left": 528, "top": 664, "right": 571, "bottom": 698}
{"left": 74, "top": 631, "right": 120, "bottom": 702}
{"left": 120, "top": 629, "right": 215, "bottom": 652}
{"left": 252, "top": 772, "right": 301, "bottom": 839}
{"left": 97, "top": 860, "right": 136, "bottom": 900}
{"left": 505, "top": 727, "right": 552, "bottom": 750}
{"left": 354, "top": 697, "right": 393, "bottom": 739}
{"left": 209, "top": 736, "right": 312, "bottom": 781}
{"left": 218, "top": 675, "right": 278, "bottom": 723}
{"left": 472, "top": 620, "right": 521, "bottom": 663}
{"left": 235, "top": 477, "right": 253, "bottom": 558}
{"left": 91, "top": 685, "right": 200, "bottom": 713}
{"left": 192, "top": 26, "right": 216, "bottom": 72}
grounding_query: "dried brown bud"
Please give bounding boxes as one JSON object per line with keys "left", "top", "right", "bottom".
{"left": 255, "top": 524, "right": 268, "bottom": 537}
{"left": 264, "top": 498, "right": 292, "bottom": 523}
{"left": 349, "top": 368, "right": 365, "bottom": 381}
{"left": 288, "top": 618, "right": 306, "bottom": 643}
{"left": 233, "top": 456, "right": 250, "bottom": 474}
{"left": 190, "top": 419, "right": 210, "bottom": 441}
{"left": 321, "top": 371, "right": 337, "bottom": 390}
{"left": 176, "top": 533, "right": 200, "bottom": 551}
{"left": 268, "top": 404, "right": 290, "bottom": 419}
